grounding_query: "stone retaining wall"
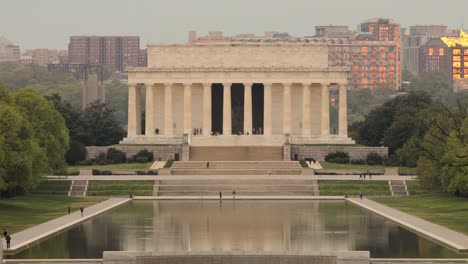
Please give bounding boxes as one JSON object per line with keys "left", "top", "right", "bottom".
{"left": 103, "top": 251, "right": 370, "bottom": 264}
{"left": 86, "top": 145, "right": 182, "bottom": 161}
{"left": 291, "top": 145, "right": 388, "bottom": 161}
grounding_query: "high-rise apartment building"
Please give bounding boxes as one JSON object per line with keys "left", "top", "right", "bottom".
{"left": 68, "top": 36, "right": 142, "bottom": 72}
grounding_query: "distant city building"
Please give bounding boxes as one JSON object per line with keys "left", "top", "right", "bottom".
{"left": 22, "top": 49, "right": 68, "bottom": 66}
{"left": 315, "top": 26, "right": 354, "bottom": 39}
{"left": 359, "top": 18, "right": 400, "bottom": 41}
{"left": 0, "top": 36, "right": 20, "bottom": 62}
{"left": 418, "top": 38, "right": 451, "bottom": 78}
{"left": 68, "top": 36, "right": 143, "bottom": 72}
{"left": 403, "top": 25, "right": 448, "bottom": 74}
{"left": 441, "top": 30, "right": 468, "bottom": 92}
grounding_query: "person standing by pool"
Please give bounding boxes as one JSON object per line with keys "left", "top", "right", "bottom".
{"left": 359, "top": 192, "right": 364, "bottom": 200}
{"left": 80, "top": 207, "right": 84, "bottom": 217}
{"left": 5, "top": 234, "right": 11, "bottom": 249}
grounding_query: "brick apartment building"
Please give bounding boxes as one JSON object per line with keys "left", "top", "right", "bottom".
{"left": 68, "top": 36, "right": 142, "bottom": 72}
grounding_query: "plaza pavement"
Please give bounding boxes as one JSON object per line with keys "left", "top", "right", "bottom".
{"left": 2, "top": 198, "right": 130, "bottom": 253}
{"left": 47, "top": 174, "right": 416, "bottom": 181}
{"left": 347, "top": 198, "right": 468, "bottom": 253}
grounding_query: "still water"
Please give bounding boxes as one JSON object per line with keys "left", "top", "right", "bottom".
{"left": 11, "top": 200, "right": 468, "bottom": 259}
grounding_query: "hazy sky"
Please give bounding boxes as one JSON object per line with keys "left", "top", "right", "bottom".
{"left": 2, "top": 0, "right": 468, "bottom": 50}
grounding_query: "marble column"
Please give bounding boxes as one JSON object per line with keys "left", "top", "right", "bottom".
{"left": 339, "top": 83, "right": 348, "bottom": 137}
{"left": 183, "top": 83, "right": 192, "bottom": 134}
{"left": 202, "top": 83, "right": 212, "bottom": 135}
{"left": 244, "top": 83, "right": 252, "bottom": 135}
{"left": 283, "top": 83, "right": 292, "bottom": 135}
{"left": 164, "top": 83, "right": 173, "bottom": 136}
{"left": 127, "top": 84, "right": 138, "bottom": 137}
{"left": 321, "top": 83, "right": 330, "bottom": 136}
{"left": 302, "top": 83, "right": 311, "bottom": 136}
{"left": 223, "top": 83, "right": 232, "bottom": 135}
{"left": 145, "top": 84, "right": 155, "bottom": 136}
{"left": 263, "top": 83, "right": 272, "bottom": 135}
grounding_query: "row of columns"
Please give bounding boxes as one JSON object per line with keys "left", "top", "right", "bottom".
{"left": 128, "top": 83, "right": 347, "bottom": 138}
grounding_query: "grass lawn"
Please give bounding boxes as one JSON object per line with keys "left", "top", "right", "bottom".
{"left": 319, "top": 161, "right": 416, "bottom": 175}
{"left": 87, "top": 181, "right": 154, "bottom": 196}
{"left": 67, "top": 162, "right": 154, "bottom": 174}
{"left": 319, "top": 180, "right": 391, "bottom": 196}
{"left": 0, "top": 195, "right": 104, "bottom": 234}
{"left": 373, "top": 194, "right": 468, "bottom": 235}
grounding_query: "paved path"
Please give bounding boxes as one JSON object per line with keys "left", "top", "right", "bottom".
{"left": 347, "top": 198, "right": 468, "bottom": 252}
{"left": 47, "top": 174, "right": 416, "bottom": 181}
{"left": 2, "top": 198, "right": 129, "bottom": 253}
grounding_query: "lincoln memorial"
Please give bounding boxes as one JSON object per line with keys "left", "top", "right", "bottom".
{"left": 120, "top": 43, "right": 355, "bottom": 151}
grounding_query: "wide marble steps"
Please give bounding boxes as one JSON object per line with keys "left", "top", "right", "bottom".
{"left": 171, "top": 161, "right": 302, "bottom": 175}
{"left": 189, "top": 146, "right": 284, "bottom": 161}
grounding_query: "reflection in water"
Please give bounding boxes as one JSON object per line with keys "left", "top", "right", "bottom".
{"left": 11, "top": 200, "right": 468, "bottom": 259}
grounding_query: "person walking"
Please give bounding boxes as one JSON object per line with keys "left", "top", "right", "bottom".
{"left": 232, "top": 190, "right": 236, "bottom": 199}
{"left": 80, "top": 206, "right": 84, "bottom": 217}
{"left": 207, "top": 162, "right": 210, "bottom": 169}
{"left": 3, "top": 226, "right": 8, "bottom": 237}
{"left": 6, "top": 234, "right": 11, "bottom": 249}
{"left": 369, "top": 172, "right": 372, "bottom": 179}
{"left": 359, "top": 191, "right": 364, "bottom": 200}
{"left": 67, "top": 205, "right": 71, "bottom": 215}
{"left": 219, "top": 191, "right": 222, "bottom": 200}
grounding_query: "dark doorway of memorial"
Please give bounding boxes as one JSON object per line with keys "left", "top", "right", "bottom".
{"left": 231, "top": 83, "right": 244, "bottom": 135}
{"left": 252, "top": 83, "right": 264, "bottom": 134}
{"left": 211, "top": 84, "right": 223, "bottom": 135}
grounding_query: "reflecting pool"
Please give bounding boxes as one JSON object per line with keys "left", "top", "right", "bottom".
{"left": 11, "top": 200, "right": 468, "bottom": 259}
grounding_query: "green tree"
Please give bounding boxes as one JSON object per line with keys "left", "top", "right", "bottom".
{"left": 12, "top": 89, "right": 70, "bottom": 172}
{"left": 82, "top": 102, "right": 126, "bottom": 146}
{"left": 417, "top": 99, "right": 468, "bottom": 196}
{"left": 0, "top": 84, "right": 48, "bottom": 196}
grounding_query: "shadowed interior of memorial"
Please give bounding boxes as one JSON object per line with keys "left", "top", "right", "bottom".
{"left": 211, "top": 83, "right": 223, "bottom": 135}
{"left": 231, "top": 84, "right": 244, "bottom": 134}
{"left": 252, "top": 83, "right": 264, "bottom": 134}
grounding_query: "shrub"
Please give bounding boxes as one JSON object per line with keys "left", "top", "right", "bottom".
{"left": 76, "top": 160, "right": 92, "bottom": 166}
{"left": 92, "top": 169, "right": 101, "bottom": 175}
{"left": 66, "top": 140, "right": 87, "bottom": 165}
{"left": 325, "top": 151, "right": 350, "bottom": 164}
{"left": 299, "top": 160, "right": 308, "bottom": 168}
{"left": 106, "top": 148, "right": 126, "bottom": 164}
{"left": 351, "top": 159, "right": 366, "bottom": 165}
{"left": 366, "top": 152, "right": 384, "bottom": 165}
{"left": 164, "top": 159, "right": 174, "bottom": 168}
{"left": 95, "top": 153, "right": 108, "bottom": 165}
{"left": 135, "top": 170, "right": 146, "bottom": 175}
{"left": 133, "top": 149, "right": 154, "bottom": 162}
{"left": 101, "top": 170, "right": 112, "bottom": 175}
{"left": 135, "top": 156, "right": 148, "bottom": 163}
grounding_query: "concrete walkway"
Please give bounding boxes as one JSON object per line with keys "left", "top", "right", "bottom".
{"left": 2, "top": 198, "right": 130, "bottom": 253}
{"left": 47, "top": 174, "right": 416, "bottom": 181}
{"left": 347, "top": 198, "right": 468, "bottom": 253}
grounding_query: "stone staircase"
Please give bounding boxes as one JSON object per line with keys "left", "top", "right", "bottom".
{"left": 171, "top": 161, "right": 302, "bottom": 175}
{"left": 189, "top": 146, "right": 284, "bottom": 161}
{"left": 69, "top": 180, "right": 88, "bottom": 197}
{"left": 156, "top": 179, "right": 319, "bottom": 196}
{"left": 389, "top": 180, "right": 408, "bottom": 196}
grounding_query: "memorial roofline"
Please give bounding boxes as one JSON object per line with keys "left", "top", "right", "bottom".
{"left": 126, "top": 66, "right": 348, "bottom": 73}
{"left": 146, "top": 42, "right": 328, "bottom": 48}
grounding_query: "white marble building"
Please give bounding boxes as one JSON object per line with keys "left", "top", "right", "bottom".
{"left": 120, "top": 43, "right": 354, "bottom": 146}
